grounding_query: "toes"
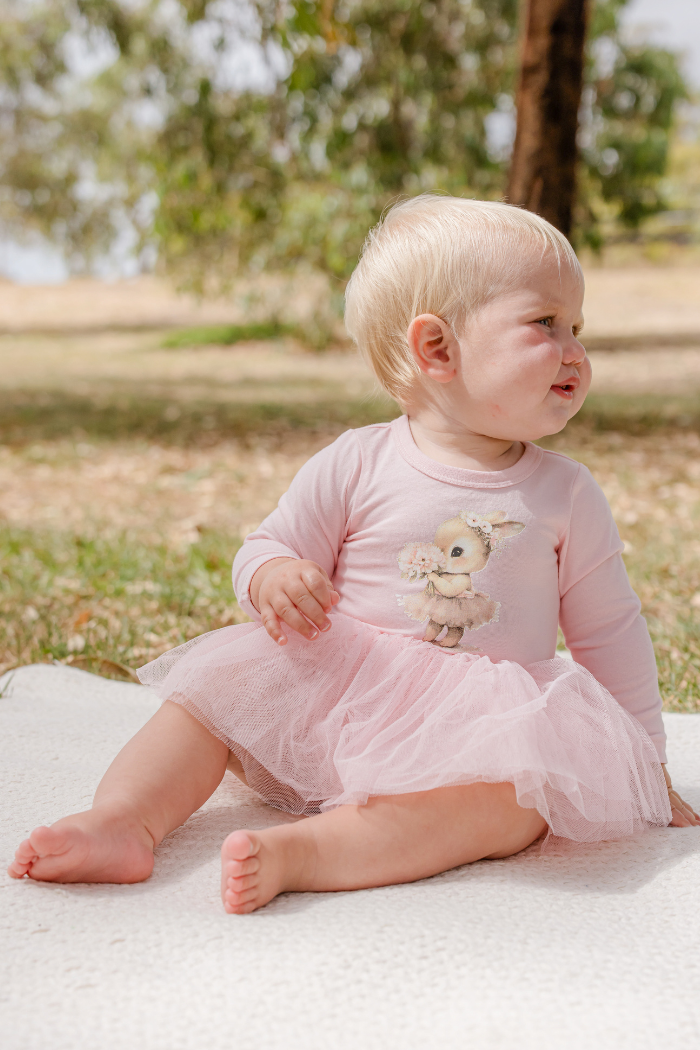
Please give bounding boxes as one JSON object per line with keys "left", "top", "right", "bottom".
{"left": 30, "top": 825, "right": 68, "bottom": 856}
{"left": 224, "top": 898, "right": 257, "bottom": 915}
{"left": 222, "top": 830, "right": 260, "bottom": 863}
{"left": 226, "top": 872, "right": 258, "bottom": 893}
{"left": 8, "top": 859, "right": 32, "bottom": 878}
{"left": 223, "top": 856, "right": 259, "bottom": 879}
{"left": 14, "top": 837, "right": 38, "bottom": 863}
{"left": 7, "top": 838, "right": 39, "bottom": 878}
{"left": 224, "top": 886, "right": 260, "bottom": 912}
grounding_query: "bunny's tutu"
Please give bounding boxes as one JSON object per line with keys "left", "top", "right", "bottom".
{"left": 138, "top": 612, "right": 670, "bottom": 843}
{"left": 400, "top": 590, "right": 499, "bottom": 630}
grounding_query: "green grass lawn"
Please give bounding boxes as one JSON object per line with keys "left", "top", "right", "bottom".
{"left": 0, "top": 523, "right": 244, "bottom": 680}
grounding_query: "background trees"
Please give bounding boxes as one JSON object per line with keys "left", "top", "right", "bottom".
{"left": 0, "top": 0, "right": 691, "bottom": 286}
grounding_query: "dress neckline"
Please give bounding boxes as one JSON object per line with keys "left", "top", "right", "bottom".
{"left": 391, "top": 414, "right": 543, "bottom": 489}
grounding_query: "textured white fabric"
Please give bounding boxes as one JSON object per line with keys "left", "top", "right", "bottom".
{"left": 2, "top": 664, "right": 700, "bottom": 1050}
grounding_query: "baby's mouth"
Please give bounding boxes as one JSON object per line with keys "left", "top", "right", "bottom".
{"left": 550, "top": 375, "right": 580, "bottom": 400}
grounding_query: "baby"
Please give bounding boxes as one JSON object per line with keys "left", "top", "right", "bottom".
{"left": 9, "top": 196, "right": 699, "bottom": 912}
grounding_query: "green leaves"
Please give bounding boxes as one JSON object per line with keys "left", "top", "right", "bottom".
{"left": 579, "top": 0, "right": 689, "bottom": 243}
{"left": 0, "top": 0, "right": 690, "bottom": 284}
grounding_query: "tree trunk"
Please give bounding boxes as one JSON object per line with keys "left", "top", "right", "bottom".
{"left": 507, "top": 0, "right": 590, "bottom": 237}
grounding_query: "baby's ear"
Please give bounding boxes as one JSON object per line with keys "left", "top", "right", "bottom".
{"left": 490, "top": 521, "right": 525, "bottom": 541}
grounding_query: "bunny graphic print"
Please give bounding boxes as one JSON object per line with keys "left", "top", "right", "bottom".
{"left": 398, "top": 510, "right": 525, "bottom": 647}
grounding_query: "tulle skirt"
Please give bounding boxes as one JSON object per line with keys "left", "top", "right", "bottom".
{"left": 137, "top": 612, "right": 671, "bottom": 843}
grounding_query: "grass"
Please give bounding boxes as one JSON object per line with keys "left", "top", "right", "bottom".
{"left": 3, "top": 388, "right": 700, "bottom": 449}
{"left": 543, "top": 428, "right": 700, "bottom": 713}
{"left": 0, "top": 523, "right": 246, "bottom": 679}
{"left": 161, "top": 322, "right": 297, "bottom": 349}
{"left": 1, "top": 325, "right": 700, "bottom": 710}
{"left": 0, "top": 389, "right": 398, "bottom": 447}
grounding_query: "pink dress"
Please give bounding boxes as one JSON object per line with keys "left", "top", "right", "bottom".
{"left": 138, "top": 417, "right": 671, "bottom": 842}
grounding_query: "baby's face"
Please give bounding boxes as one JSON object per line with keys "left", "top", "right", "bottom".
{"left": 454, "top": 252, "right": 589, "bottom": 441}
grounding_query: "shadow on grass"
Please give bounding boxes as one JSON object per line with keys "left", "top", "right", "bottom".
{"left": 2, "top": 389, "right": 700, "bottom": 447}
{"left": 0, "top": 389, "right": 401, "bottom": 446}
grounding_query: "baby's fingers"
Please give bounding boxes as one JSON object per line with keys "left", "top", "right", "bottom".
{"left": 287, "top": 587, "right": 330, "bottom": 633}
{"left": 669, "top": 790, "right": 700, "bottom": 827}
{"left": 259, "top": 606, "right": 287, "bottom": 646}
{"left": 670, "top": 806, "right": 694, "bottom": 828}
{"left": 300, "top": 567, "right": 337, "bottom": 614}
{"left": 271, "top": 593, "right": 321, "bottom": 641}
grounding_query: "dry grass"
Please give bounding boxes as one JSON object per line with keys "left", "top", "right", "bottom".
{"left": 1, "top": 313, "right": 700, "bottom": 712}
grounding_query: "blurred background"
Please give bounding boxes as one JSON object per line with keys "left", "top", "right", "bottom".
{"left": 1, "top": 0, "right": 699, "bottom": 711}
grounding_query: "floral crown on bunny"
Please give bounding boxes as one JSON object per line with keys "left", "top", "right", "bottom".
{"left": 459, "top": 510, "right": 494, "bottom": 537}
{"left": 456, "top": 509, "right": 525, "bottom": 552}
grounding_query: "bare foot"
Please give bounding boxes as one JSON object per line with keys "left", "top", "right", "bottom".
{"left": 8, "top": 807, "right": 155, "bottom": 884}
{"left": 221, "top": 827, "right": 309, "bottom": 915}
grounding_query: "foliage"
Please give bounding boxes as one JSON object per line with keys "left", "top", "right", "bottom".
{"left": 578, "top": 0, "right": 689, "bottom": 247}
{"left": 0, "top": 0, "right": 691, "bottom": 282}
{"left": 0, "top": 0, "right": 153, "bottom": 267}
{"left": 151, "top": 0, "right": 520, "bottom": 285}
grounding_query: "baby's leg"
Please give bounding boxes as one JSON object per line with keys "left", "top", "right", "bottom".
{"left": 9, "top": 701, "right": 228, "bottom": 884}
{"left": 222, "top": 781, "right": 546, "bottom": 914}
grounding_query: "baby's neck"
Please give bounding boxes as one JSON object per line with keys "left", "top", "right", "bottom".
{"left": 407, "top": 413, "right": 525, "bottom": 472}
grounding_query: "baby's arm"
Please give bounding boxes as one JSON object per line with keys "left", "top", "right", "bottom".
{"left": 232, "top": 430, "right": 362, "bottom": 637}
{"left": 559, "top": 465, "right": 699, "bottom": 827}
{"left": 250, "top": 557, "right": 340, "bottom": 645}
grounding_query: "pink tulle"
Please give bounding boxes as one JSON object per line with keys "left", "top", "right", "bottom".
{"left": 138, "top": 611, "right": 671, "bottom": 843}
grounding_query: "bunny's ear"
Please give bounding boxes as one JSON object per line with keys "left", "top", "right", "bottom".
{"left": 490, "top": 521, "right": 525, "bottom": 541}
{"left": 483, "top": 511, "right": 508, "bottom": 524}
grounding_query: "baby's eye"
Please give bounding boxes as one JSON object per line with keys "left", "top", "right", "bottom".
{"left": 536, "top": 317, "right": 553, "bottom": 328}
{"left": 450, "top": 546, "right": 463, "bottom": 557}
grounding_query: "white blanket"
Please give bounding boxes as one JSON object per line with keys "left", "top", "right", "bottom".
{"left": 2, "top": 664, "right": 699, "bottom": 1050}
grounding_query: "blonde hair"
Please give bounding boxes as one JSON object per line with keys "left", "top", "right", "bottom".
{"left": 344, "top": 195, "right": 582, "bottom": 401}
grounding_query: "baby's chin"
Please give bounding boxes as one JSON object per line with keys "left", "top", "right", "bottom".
{"left": 537, "top": 410, "right": 583, "bottom": 440}
{"left": 511, "top": 408, "right": 580, "bottom": 443}
{"left": 536, "top": 392, "right": 588, "bottom": 437}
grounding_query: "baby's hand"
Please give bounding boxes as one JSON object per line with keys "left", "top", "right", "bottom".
{"left": 664, "top": 766, "right": 700, "bottom": 827}
{"left": 250, "top": 558, "right": 340, "bottom": 645}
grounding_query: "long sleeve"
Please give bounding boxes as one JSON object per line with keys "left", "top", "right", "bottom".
{"left": 558, "top": 465, "right": 666, "bottom": 762}
{"left": 232, "top": 430, "right": 363, "bottom": 620}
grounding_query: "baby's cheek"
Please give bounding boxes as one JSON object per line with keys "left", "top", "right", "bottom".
{"left": 578, "top": 356, "right": 592, "bottom": 393}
